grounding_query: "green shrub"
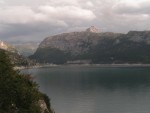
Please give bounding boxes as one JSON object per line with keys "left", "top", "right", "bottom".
{"left": 0, "top": 49, "right": 50, "bottom": 113}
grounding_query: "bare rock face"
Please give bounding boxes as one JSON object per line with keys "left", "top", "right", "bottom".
{"left": 127, "top": 31, "right": 150, "bottom": 44}
{"left": 39, "top": 100, "right": 50, "bottom": 113}
{"left": 38, "top": 100, "right": 55, "bottom": 113}
{"left": 38, "top": 29, "right": 120, "bottom": 56}
{"left": 0, "top": 40, "right": 17, "bottom": 53}
{"left": 0, "top": 40, "right": 8, "bottom": 50}
{"left": 86, "top": 26, "right": 99, "bottom": 33}
{"left": 39, "top": 32, "right": 101, "bottom": 56}
{"left": 0, "top": 40, "right": 35, "bottom": 66}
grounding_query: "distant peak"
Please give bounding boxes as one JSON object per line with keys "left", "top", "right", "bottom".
{"left": 86, "top": 26, "right": 99, "bottom": 33}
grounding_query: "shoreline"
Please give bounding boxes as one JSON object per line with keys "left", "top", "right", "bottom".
{"left": 14, "top": 63, "right": 150, "bottom": 70}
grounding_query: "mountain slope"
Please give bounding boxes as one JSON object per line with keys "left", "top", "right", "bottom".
{"left": 30, "top": 28, "right": 150, "bottom": 64}
{"left": 14, "top": 42, "right": 39, "bottom": 57}
{"left": 0, "top": 41, "right": 35, "bottom": 66}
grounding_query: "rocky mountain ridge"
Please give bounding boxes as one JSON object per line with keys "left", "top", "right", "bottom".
{"left": 127, "top": 31, "right": 150, "bottom": 43}
{"left": 39, "top": 31, "right": 122, "bottom": 56}
{"left": 30, "top": 27, "right": 150, "bottom": 64}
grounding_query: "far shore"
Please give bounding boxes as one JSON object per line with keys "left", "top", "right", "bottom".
{"left": 14, "top": 63, "right": 150, "bottom": 70}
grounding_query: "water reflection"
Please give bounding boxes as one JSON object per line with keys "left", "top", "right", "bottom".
{"left": 22, "top": 66, "right": 150, "bottom": 113}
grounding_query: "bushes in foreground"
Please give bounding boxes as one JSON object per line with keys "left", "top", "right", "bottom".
{"left": 0, "top": 49, "right": 51, "bottom": 113}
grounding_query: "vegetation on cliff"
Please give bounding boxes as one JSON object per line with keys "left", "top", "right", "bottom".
{"left": 0, "top": 49, "right": 51, "bottom": 113}
{"left": 0, "top": 40, "right": 36, "bottom": 67}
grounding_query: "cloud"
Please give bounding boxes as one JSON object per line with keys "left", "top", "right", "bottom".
{"left": 1, "top": 0, "right": 150, "bottom": 43}
{"left": 0, "top": 6, "right": 36, "bottom": 24}
{"left": 0, "top": 0, "right": 5, "bottom": 4}
{"left": 113, "top": 0, "right": 150, "bottom": 15}
{"left": 38, "top": 5, "right": 96, "bottom": 21}
{"left": 46, "top": 0, "right": 79, "bottom": 6}
{"left": 85, "top": 1, "right": 94, "bottom": 7}
{"left": 0, "top": 5, "right": 95, "bottom": 26}
{"left": 0, "top": 4, "right": 96, "bottom": 42}
{"left": 0, "top": 6, "right": 66, "bottom": 26}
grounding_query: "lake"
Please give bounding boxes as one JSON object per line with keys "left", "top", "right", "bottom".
{"left": 22, "top": 66, "right": 150, "bottom": 113}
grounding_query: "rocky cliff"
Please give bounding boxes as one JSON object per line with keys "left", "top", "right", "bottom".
{"left": 127, "top": 31, "right": 150, "bottom": 43}
{"left": 39, "top": 31, "right": 121, "bottom": 56}
{"left": 0, "top": 40, "right": 17, "bottom": 53}
{"left": 30, "top": 27, "right": 150, "bottom": 64}
{"left": 86, "top": 26, "right": 99, "bottom": 33}
{"left": 0, "top": 40, "right": 35, "bottom": 66}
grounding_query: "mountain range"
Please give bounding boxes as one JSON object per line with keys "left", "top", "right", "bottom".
{"left": 14, "top": 42, "right": 39, "bottom": 57}
{"left": 29, "top": 26, "right": 150, "bottom": 64}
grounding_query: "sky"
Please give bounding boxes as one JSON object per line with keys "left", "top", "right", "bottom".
{"left": 0, "top": 0, "right": 150, "bottom": 43}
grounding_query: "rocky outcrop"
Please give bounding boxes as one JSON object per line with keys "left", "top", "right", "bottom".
{"left": 39, "top": 32, "right": 99, "bottom": 56}
{"left": 0, "top": 40, "right": 17, "bottom": 53}
{"left": 0, "top": 40, "right": 35, "bottom": 66}
{"left": 39, "top": 100, "right": 54, "bottom": 113}
{"left": 0, "top": 40, "right": 8, "bottom": 50}
{"left": 86, "top": 26, "right": 99, "bottom": 33}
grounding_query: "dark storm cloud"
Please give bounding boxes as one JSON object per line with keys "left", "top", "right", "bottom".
{"left": 0, "top": 23, "right": 68, "bottom": 42}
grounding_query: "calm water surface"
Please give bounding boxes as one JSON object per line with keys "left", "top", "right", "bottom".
{"left": 22, "top": 66, "right": 150, "bottom": 113}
